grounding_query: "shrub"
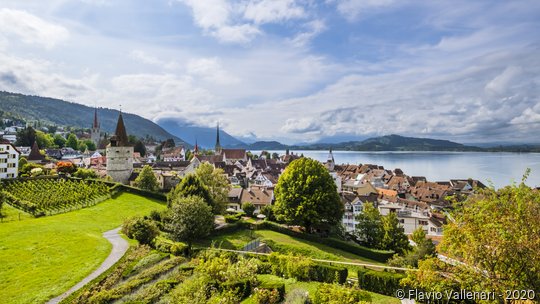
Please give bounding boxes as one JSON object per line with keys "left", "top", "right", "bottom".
{"left": 267, "top": 253, "right": 347, "bottom": 283}
{"left": 284, "top": 288, "right": 311, "bottom": 304}
{"left": 221, "top": 280, "right": 252, "bottom": 299}
{"left": 225, "top": 214, "right": 241, "bottom": 223}
{"left": 242, "top": 201, "right": 256, "bottom": 217}
{"left": 154, "top": 237, "right": 188, "bottom": 256}
{"left": 122, "top": 217, "right": 159, "bottom": 245}
{"left": 253, "top": 287, "right": 282, "bottom": 304}
{"left": 357, "top": 268, "right": 406, "bottom": 296}
{"left": 313, "top": 283, "right": 371, "bottom": 304}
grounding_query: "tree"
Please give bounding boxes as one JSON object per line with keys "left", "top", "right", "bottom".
{"left": 0, "top": 191, "right": 5, "bottom": 217}
{"left": 73, "top": 168, "right": 98, "bottom": 179}
{"left": 405, "top": 176, "right": 540, "bottom": 293}
{"left": 242, "top": 202, "right": 255, "bottom": 217}
{"left": 122, "top": 217, "right": 159, "bottom": 245}
{"left": 66, "top": 133, "right": 78, "bottom": 150}
{"left": 134, "top": 165, "right": 159, "bottom": 192}
{"left": 35, "top": 131, "right": 54, "bottom": 148}
{"left": 195, "top": 162, "right": 228, "bottom": 214}
{"left": 411, "top": 227, "right": 436, "bottom": 258}
{"left": 169, "top": 174, "right": 217, "bottom": 212}
{"left": 83, "top": 139, "right": 96, "bottom": 151}
{"left": 354, "top": 203, "right": 383, "bottom": 248}
{"left": 53, "top": 134, "right": 66, "bottom": 148}
{"left": 381, "top": 212, "right": 410, "bottom": 254}
{"left": 56, "top": 161, "right": 77, "bottom": 174}
{"left": 170, "top": 195, "right": 214, "bottom": 250}
{"left": 15, "top": 127, "right": 36, "bottom": 146}
{"left": 274, "top": 158, "right": 343, "bottom": 232}
{"left": 134, "top": 140, "right": 146, "bottom": 157}
{"left": 261, "top": 205, "right": 276, "bottom": 221}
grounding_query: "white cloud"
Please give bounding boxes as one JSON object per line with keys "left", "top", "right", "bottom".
{"left": 0, "top": 8, "right": 69, "bottom": 49}
{"left": 186, "top": 57, "right": 239, "bottom": 85}
{"left": 289, "top": 19, "right": 326, "bottom": 47}
{"left": 129, "top": 50, "right": 180, "bottom": 70}
{"left": 330, "top": 0, "right": 397, "bottom": 21}
{"left": 243, "top": 0, "right": 306, "bottom": 24}
{"left": 212, "top": 24, "right": 260, "bottom": 43}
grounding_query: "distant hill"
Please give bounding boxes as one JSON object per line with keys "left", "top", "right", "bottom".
{"left": 0, "top": 91, "right": 190, "bottom": 147}
{"left": 241, "top": 134, "right": 483, "bottom": 152}
{"left": 156, "top": 118, "right": 246, "bottom": 149}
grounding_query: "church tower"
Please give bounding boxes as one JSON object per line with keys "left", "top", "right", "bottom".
{"left": 327, "top": 148, "right": 335, "bottom": 171}
{"left": 90, "top": 108, "right": 101, "bottom": 147}
{"left": 106, "top": 112, "right": 134, "bottom": 184}
{"left": 215, "top": 122, "right": 222, "bottom": 155}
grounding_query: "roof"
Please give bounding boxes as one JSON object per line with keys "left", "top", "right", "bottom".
{"left": 27, "top": 141, "right": 45, "bottom": 161}
{"left": 223, "top": 149, "right": 246, "bottom": 160}
{"left": 112, "top": 113, "right": 129, "bottom": 146}
{"left": 240, "top": 186, "right": 273, "bottom": 205}
{"left": 377, "top": 188, "right": 398, "bottom": 197}
{"left": 0, "top": 139, "right": 20, "bottom": 154}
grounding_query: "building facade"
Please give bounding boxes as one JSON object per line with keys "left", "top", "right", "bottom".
{"left": 0, "top": 139, "right": 19, "bottom": 179}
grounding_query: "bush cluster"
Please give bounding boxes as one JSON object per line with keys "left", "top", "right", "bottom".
{"left": 154, "top": 236, "right": 188, "bottom": 256}
{"left": 266, "top": 253, "right": 348, "bottom": 284}
{"left": 313, "top": 283, "right": 371, "bottom": 304}
{"left": 122, "top": 217, "right": 160, "bottom": 245}
{"left": 357, "top": 268, "right": 406, "bottom": 296}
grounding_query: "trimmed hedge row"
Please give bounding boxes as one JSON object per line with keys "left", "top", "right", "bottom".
{"left": 265, "top": 253, "right": 348, "bottom": 284}
{"left": 357, "top": 268, "right": 407, "bottom": 296}
{"left": 154, "top": 237, "right": 189, "bottom": 256}
{"left": 253, "top": 221, "right": 394, "bottom": 263}
{"left": 256, "top": 281, "right": 286, "bottom": 303}
{"left": 120, "top": 185, "right": 167, "bottom": 201}
{"left": 220, "top": 279, "right": 252, "bottom": 299}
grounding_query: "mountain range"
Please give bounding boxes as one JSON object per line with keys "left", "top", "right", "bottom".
{"left": 0, "top": 91, "right": 190, "bottom": 147}
{"left": 1, "top": 91, "right": 538, "bottom": 153}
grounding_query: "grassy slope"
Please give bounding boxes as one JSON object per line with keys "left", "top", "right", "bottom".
{"left": 197, "top": 229, "right": 384, "bottom": 265}
{"left": 0, "top": 193, "right": 166, "bottom": 304}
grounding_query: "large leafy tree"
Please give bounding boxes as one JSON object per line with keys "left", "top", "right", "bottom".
{"left": 53, "top": 134, "right": 66, "bottom": 148}
{"left": 35, "top": 131, "right": 54, "bottom": 149}
{"left": 169, "top": 174, "right": 217, "bottom": 213}
{"left": 195, "top": 162, "right": 228, "bottom": 214}
{"left": 134, "top": 140, "right": 146, "bottom": 157}
{"left": 404, "top": 175, "right": 540, "bottom": 293}
{"left": 169, "top": 195, "right": 214, "bottom": 250}
{"left": 15, "top": 127, "right": 36, "bottom": 146}
{"left": 354, "top": 202, "right": 384, "bottom": 248}
{"left": 66, "top": 133, "right": 78, "bottom": 150}
{"left": 381, "top": 212, "right": 410, "bottom": 254}
{"left": 274, "top": 158, "right": 343, "bottom": 232}
{"left": 135, "top": 165, "right": 159, "bottom": 192}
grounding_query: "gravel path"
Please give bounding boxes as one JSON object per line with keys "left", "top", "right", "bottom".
{"left": 47, "top": 227, "right": 128, "bottom": 304}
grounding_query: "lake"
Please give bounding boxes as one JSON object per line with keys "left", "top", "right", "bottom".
{"left": 250, "top": 150, "right": 540, "bottom": 189}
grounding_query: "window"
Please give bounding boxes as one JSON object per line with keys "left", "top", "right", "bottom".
{"left": 419, "top": 220, "right": 428, "bottom": 226}
{"left": 0, "top": 168, "right": 6, "bottom": 173}
{"left": 399, "top": 219, "right": 405, "bottom": 224}
{"left": 430, "top": 227, "right": 437, "bottom": 232}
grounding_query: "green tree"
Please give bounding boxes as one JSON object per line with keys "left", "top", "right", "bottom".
{"left": 169, "top": 174, "right": 217, "bottom": 213}
{"left": 134, "top": 165, "right": 159, "bottom": 192}
{"left": 83, "top": 139, "right": 96, "bottom": 151}
{"left": 15, "top": 127, "right": 36, "bottom": 146}
{"left": 170, "top": 195, "right": 214, "bottom": 250}
{"left": 242, "top": 202, "right": 255, "bottom": 217}
{"left": 195, "top": 162, "right": 228, "bottom": 214}
{"left": 53, "top": 134, "right": 66, "bottom": 148}
{"left": 35, "top": 130, "right": 54, "bottom": 148}
{"left": 354, "top": 203, "right": 383, "bottom": 248}
{"left": 381, "top": 212, "right": 410, "bottom": 254}
{"left": 73, "top": 168, "right": 98, "bottom": 179}
{"left": 122, "top": 217, "right": 159, "bottom": 245}
{"left": 411, "top": 227, "right": 436, "bottom": 258}
{"left": 404, "top": 176, "right": 540, "bottom": 293}
{"left": 134, "top": 140, "right": 146, "bottom": 157}
{"left": 66, "top": 133, "right": 78, "bottom": 150}
{"left": 274, "top": 158, "right": 343, "bottom": 232}
{"left": 0, "top": 191, "right": 5, "bottom": 217}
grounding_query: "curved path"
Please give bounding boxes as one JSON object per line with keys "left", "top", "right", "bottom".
{"left": 47, "top": 227, "right": 128, "bottom": 304}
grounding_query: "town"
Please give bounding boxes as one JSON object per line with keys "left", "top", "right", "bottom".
{"left": 1, "top": 109, "right": 486, "bottom": 241}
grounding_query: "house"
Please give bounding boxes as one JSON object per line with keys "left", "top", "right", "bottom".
{"left": 222, "top": 149, "right": 247, "bottom": 163}
{"left": 162, "top": 146, "right": 185, "bottom": 162}
{"left": 0, "top": 139, "right": 20, "bottom": 179}
{"left": 157, "top": 172, "right": 181, "bottom": 191}
{"left": 341, "top": 192, "right": 378, "bottom": 232}
{"left": 239, "top": 185, "right": 274, "bottom": 213}
{"left": 227, "top": 187, "right": 243, "bottom": 211}
{"left": 378, "top": 199, "right": 445, "bottom": 237}
{"left": 27, "top": 141, "right": 45, "bottom": 163}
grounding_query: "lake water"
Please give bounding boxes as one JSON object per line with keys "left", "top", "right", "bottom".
{"left": 250, "top": 150, "right": 540, "bottom": 189}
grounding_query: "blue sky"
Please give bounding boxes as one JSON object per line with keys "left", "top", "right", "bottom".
{"left": 0, "top": 0, "right": 539, "bottom": 144}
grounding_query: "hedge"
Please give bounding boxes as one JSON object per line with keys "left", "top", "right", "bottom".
{"left": 120, "top": 185, "right": 167, "bottom": 201}
{"left": 357, "top": 268, "right": 407, "bottom": 296}
{"left": 254, "top": 221, "right": 394, "bottom": 263}
{"left": 154, "top": 237, "right": 189, "bottom": 256}
{"left": 256, "top": 281, "right": 286, "bottom": 302}
{"left": 221, "top": 279, "right": 252, "bottom": 299}
{"left": 266, "top": 253, "right": 348, "bottom": 284}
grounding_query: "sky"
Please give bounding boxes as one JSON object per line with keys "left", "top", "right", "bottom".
{"left": 0, "top": 0, "right": 539, "bottom": 144}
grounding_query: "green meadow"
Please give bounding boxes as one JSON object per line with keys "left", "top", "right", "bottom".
{"left": 0, "top": 193, "right": 166, "bottom": 304}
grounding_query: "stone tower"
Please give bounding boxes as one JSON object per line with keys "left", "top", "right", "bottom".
{"left": 215, "top": 122, "right": 222, "bottom": 155}
{"left": 90, "top": 108, "right": 100, "bottom": 147}
{"left": 106, "top": 112, "right": 133, "bottom": 184}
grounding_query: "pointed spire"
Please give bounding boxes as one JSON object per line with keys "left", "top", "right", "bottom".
{"left": 215, "top": 122, "right": 222, "bottom": 154}
{"left": 28, "top": 140, "right": 44, "bottom": 161}
{"left": 194, "top": 139, "right": 199, "bottom": 155}
{"left": 328, "top": 148, "right": 334, "bottom": 163}
{"left": 93, "top": 107, "right": 99, "bottom": 128}
{"left": 113, "top": 112, "right": 129, "bottom": 146}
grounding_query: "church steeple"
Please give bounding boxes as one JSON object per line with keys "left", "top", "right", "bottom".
{"left": 215, "top": 122, "right": 222, "bottom": 155}
{"left": 91, "top": 107, "right": 101, "bottom": 147}
{"left": 194, "top": 139, "right": 199, "bottom": 155}
{"left": 110, "top": 111, "right": 129, "bottom": 147}
{"left": 93, "top": 107, "right": 99, "bottom": 129}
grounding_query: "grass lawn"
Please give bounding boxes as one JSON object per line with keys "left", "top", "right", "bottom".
{"left": 0, "top": 203, "right": 33, "bottom": 222}
{"left": 0, "top": 193, "right": 166, "bottom": 304}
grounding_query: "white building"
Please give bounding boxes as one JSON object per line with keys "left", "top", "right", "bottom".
{"left": 378, "top": 199, "right": 444, "bottom": 237}
{"left": 0, "top": 139, "right": 20, "bottom": 179}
